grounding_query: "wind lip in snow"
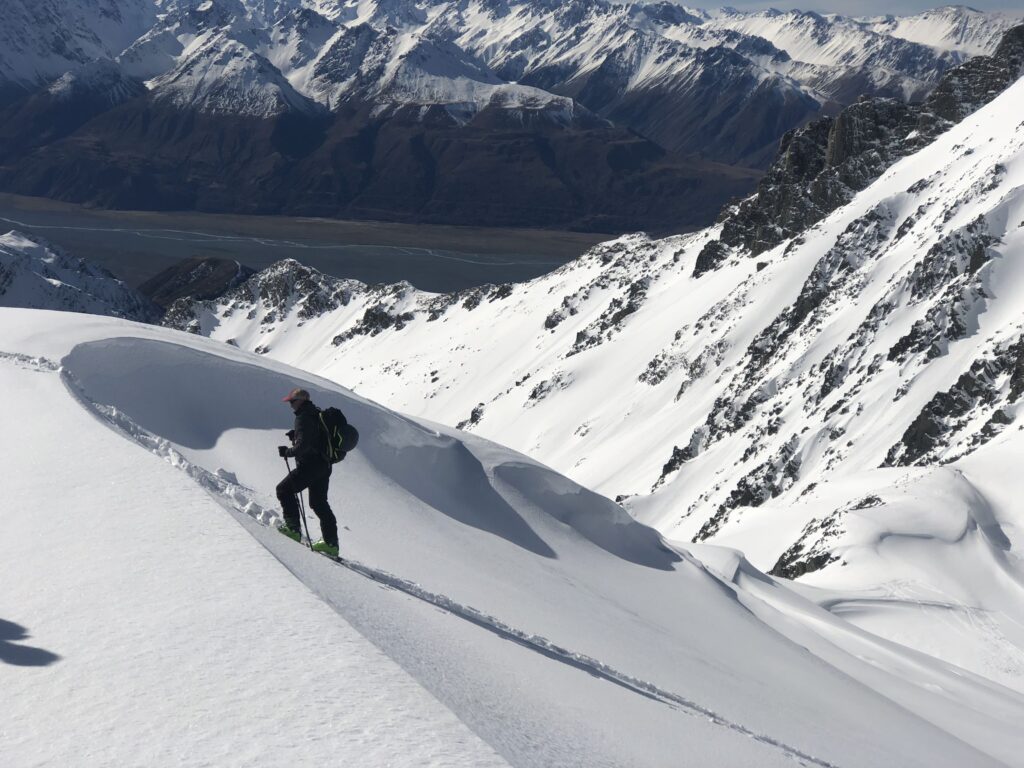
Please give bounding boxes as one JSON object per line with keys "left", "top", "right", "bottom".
{"left": 58, "top": 334, "right": 680, "bottom": 571}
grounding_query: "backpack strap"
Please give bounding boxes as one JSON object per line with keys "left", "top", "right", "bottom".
{"left": 316, "top": 408, "right": 333, "bottom": 462}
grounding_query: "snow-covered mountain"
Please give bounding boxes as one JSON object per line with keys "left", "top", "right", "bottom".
{"left": 858, "top": 5, "right": 1022, "bottom": 56}
{"left": 164, "top": 30, "right": 1024, "bottom": 693}
{"left": 0, "top": 0, "right": 156, "bottom": 98}
{"left": 0, "top": 2, "right": 1018, "bottom": 229}
{"left": 149, "top": 32, "right": 324, "bottom": 116}
{"left": 4, "top": 1, "right": 1012, "bottom": 117}
{"left": 0, "top": 230, "right": 159, "bottom": 321}
{"left": 702, "top": 7, "right": 957, "bottom": 103}
{"left": 704, "top": 23, "right": 1024, "bottom": 262}
{"left": 122, "top": 0, "right": 1015, "bottom": 162}
{"left": 3, "top": 309, "right": 1024, "bottom": 765}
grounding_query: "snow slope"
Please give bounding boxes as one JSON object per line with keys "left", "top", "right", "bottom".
{"left": 704, "top": 8, "right": 961, "bottom": 100}
{"left": 167, "top": 56, "right": 1024, "bottom": 699}
{"left": 859, "top": 5, "right": 1022, "bottom": 56}
{"left": 3, "top": 310, "right": 1023, "bottom": 765}
{"left": 177, "top": 72, "right": 1024, "bottom": 522}
{"left": 0, "top": 344, "right": 505, "bottom": 767}
{"left": 0, "top": 230, "right": 159, "bottom": 321}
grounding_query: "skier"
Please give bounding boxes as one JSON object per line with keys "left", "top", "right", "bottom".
{"left": 276, "top": 387, "right": 339, "bottom": 556}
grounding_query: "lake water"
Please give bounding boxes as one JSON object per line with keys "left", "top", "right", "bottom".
{"left": 0, "top": 194, "right": 608, "bottom": 293}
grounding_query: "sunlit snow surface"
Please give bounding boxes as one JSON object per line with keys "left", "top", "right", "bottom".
{"left": 174, "top": 56, "right": 1024, "bottom": 723}
{"left": 1, "top": 312, "right": 1023, "bottom": 766}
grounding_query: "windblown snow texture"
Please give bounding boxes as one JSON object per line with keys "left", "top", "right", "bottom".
{"left": 2, "top": 312, "right": 1022, "bottom": 765}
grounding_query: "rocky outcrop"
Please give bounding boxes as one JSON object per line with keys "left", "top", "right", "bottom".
{"left": 885, "top": 335, "right": 1024, "bottom": 467}
{"left": 694, "top": 24, "right": 1024, "bottom": 275}
{"left": 138, "top": 256, "right": 255, "bottom": 310}
{"left": 162, "top": 258, "right": 362, "bottom": 334}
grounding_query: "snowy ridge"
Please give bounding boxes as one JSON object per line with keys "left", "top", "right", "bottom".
{"left": 704, "top": 7, "right": 963, "bottom": 101}
{"left": 149, "top": 32, "right": 323, "bottom": 116}
{"left": 0, "top": 230, "right": 159, "bottom": 321}
{"left": 859, "top": 5, "right": 1022, "bottom": 56}
{"left": 305, "top": 25, "right": 575, "bottom": 122}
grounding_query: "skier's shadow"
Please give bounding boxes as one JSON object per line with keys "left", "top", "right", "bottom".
{"left": 0, "top": 619, "right": 60, "bottom": 666}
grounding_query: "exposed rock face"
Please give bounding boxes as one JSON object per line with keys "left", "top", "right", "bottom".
{"left": 163, "top": 258, "right": 364, "bottom": 336}
{"left": 885, "top": 335, "right": 1024, "bottom": 468}
{"left": 137, "top": 256, "right": 256, "bottom": 309}
{"left": 926, "top": 25, "right": 1024, "bottom": 122}
{"left": 0, "top": 60, "right": 146, "bottom": 161}
{"left": 0, "top": 94, "right": 759, "bottom": 232}
{"left": 694, "top": 24, "right": 1024, "bottom": 275}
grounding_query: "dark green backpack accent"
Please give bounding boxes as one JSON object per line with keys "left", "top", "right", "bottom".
{"left": 319, "top": 407, "right": 359, "bottom": 463}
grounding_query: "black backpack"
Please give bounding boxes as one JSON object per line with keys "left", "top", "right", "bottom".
{"left": 319, "top": 406, "right": 359, "bottom": 463}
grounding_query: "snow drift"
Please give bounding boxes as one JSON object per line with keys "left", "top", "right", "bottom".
{"left": 3, "top": 310, "right": 1024, "bottom": 765}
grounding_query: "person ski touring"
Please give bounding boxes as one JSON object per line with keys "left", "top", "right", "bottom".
{"left": 276, "top": 387, "right": 339, "bottom": 557}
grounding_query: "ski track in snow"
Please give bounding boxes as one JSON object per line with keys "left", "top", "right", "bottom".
{"left": 0, "top": 215, "right": 541, "bottom": 267}
{"left": 0, "top": 350, "right": 61, "bottom": 372}
{"left": 47, "top": 354, "right": 839, "bottom": 768}
{"left": 321, "top": 554, "right": 839, "bottom": 767}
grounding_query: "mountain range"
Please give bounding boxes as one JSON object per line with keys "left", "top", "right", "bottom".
{"left": 0, "top": 2, "right": 1019, "bottom": 231}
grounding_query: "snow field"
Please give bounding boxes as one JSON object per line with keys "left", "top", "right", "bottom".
{"left": 0, "top": 350, "right": 507, "bottom": 768}
{"left": 2, "top": 311, "right": 1021, "bottom": 765}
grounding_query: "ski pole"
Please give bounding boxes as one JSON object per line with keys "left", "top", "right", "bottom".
{"left": 284, "top": 456, "right": 313, "bottom": 549}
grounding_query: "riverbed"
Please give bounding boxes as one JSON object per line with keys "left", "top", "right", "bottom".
{"left": 0, "top": 194, "right": 609, "bottom": 292}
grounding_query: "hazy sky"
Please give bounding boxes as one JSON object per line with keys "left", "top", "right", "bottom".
{"left": 704, "top": 1, "right": 1024, "bottom": 15}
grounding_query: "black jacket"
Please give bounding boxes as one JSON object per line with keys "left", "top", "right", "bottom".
{"left": 287, "top": 400, "right": 328, "bottom": 466}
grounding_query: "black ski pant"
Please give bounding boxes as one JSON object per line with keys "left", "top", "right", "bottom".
{"left": 276, "top": 460, "right": 337, "bottom": 547}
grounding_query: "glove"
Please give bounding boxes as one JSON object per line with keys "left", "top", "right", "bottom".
{"left": 286, "top": 429, "right": 295, "bottom": 442}
{"left": 278, "top": 445, "right": 289, "bottom": 458}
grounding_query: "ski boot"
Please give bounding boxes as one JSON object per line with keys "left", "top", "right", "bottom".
{"left": 311, "top": 539, "right": 339, "bottom": 557}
